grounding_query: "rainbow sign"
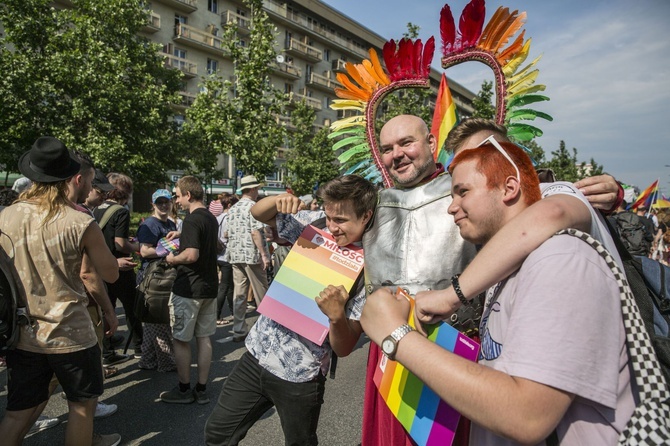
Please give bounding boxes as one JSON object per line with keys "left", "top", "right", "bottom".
{"left": 373, "top": 290, "right": 480, "bottom": 446}
{"left": 257, "top": 225, "right": 363, "bottom": 345}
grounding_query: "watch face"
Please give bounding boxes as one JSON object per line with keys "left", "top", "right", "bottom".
{"left": 382, "top": 338, "right": 395, "bottom": 355}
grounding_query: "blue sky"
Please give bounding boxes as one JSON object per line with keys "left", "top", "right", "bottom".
{"left": 322, "top": 0, "right": 670, "bottom": 194}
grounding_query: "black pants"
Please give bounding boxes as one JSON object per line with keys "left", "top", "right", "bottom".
{"left": 216, "top": 261, "right": 234, "bottom": 319}
{"left": 106, "top": 269, "right": 142, "bottom": 351}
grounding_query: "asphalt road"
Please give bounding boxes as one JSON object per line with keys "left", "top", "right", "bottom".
{"left": 0, "top": 309, "right": 370, "bottom": 445}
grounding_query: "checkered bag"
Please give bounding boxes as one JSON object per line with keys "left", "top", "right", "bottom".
{"left": 556, "top": 229, "right": 670, "bottom": 444}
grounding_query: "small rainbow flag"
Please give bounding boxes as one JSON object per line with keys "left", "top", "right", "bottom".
{"left": 430, "top": 73, "right": 458, "bottom": 167}
{"left": 257, "top": 225, "right": 363, "bottom": 345}
{"left": 156, "top": 237, "right": 179, "bottom": 257}
{"left": 373, "top": 289, "right": 480, "bottom": 446}
{"left": 630, "top": 179, "right": 659, "bottom": 210}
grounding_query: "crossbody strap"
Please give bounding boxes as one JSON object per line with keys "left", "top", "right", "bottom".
{"left": 98, "top": 204, "right": 123, "bottom": 230}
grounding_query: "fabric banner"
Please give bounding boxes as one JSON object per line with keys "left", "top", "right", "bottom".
{"left": 257, "top": 225, "right": 363, "bottom": 345}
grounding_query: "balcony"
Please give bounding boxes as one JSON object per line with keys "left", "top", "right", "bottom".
{"left": 275, "top": 115, "right": 296, "bottom": 131}
{"left": 173, "top": 23, "right": 229, "bottom": 57}
{"left": 263, "top": 0, "right": 369, "bottom": 59}
{"left": 288, "top": 92, "right": 322, "bottom": 111}
{"left": 277, "top": 147, "right": 291, "bottom": 160}
{"left": 141, "top": 11, "right": 161, "bottom": 33}
{"left": 154, "top": 0, "right": 197, "bottom": 13}
{"left": 172, "top": 91, "right": 197, "bottom": 111}
{"left": 221, "top": 10, "right": 250, "bottom": 35}
{"left": 306, "top": 72, "right": 342, "bottom": 92}
{"left": 332, "top": 59, "right": 347, "bottom": 72}
{"left": 271, "top": 61, "right": 301, "bottom": 79}
{"left": 162, "top": 53, "right": 198, "bottom": 78}
{"left": 285, "top": 38, "right": 322, "bottom": 62}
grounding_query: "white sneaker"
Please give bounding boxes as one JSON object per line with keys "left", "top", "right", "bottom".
{"left": 27, "top": 415, "right": 59, "bottom": 435}
{"left": 94, "top": 402, "right": 118, "bottom": 419}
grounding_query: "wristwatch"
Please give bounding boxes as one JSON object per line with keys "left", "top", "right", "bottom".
{"left": 381, "top": 324, "right": 415, "bottom": 361}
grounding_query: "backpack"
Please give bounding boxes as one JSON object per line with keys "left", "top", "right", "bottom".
{"left": 609, "top": 212, "right": 652, "bottom": 256}
{"left": 0, "top": 231, "right": 31, "bottom": 356}
{"left": 134, "top": 259, "right": 176, "bottom": 324}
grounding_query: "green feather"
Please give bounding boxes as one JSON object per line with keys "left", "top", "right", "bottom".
{"left": 332, "top": 135, "right": 365, "bottom": 151}
{"left": 507, "top": 123, "right": 543, "bottom": 141}
{"left": 507, "top": 108, "right": 553, "bottom": 122}
{"left": 507, "top": 94, "right": 550, "bottom": 109}
{"left": 327, "top": 127, "right": 365, "bottom": 140}
{"left": 338, "top": 143, "right": 371, "bottom": 163}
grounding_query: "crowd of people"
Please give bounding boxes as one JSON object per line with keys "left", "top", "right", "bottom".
{"left": 0, "top": 115, "right": 668, "bottom": 445}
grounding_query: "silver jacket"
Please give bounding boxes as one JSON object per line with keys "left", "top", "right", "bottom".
{"left": 363, "top": 173, "right": 480, "bottom": 333}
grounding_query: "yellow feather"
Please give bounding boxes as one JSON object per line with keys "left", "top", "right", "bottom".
{"left": 362, "top": 60, "right": 387, "bottom": 86}
{"left": 503, "top": 38, "right": 531, "bottom": 77}
{"left": 506, "top": 84, "right": 546, "bottom": 100}
{"left": 507, "top": 69, "right": 539, "bottom": 95}
{"left": 330, "top": 116, "right": 366, "bottom": 132}
{"left": 506, "top": 55, "right": 541, "bottom": 84}
{"left": 369, "top": 48, "right": 390, "bottom": 85}
{"left": 345, "top": 62, "right": 373, "bottom": 93}
{"left": 331, "top": 99, "right": 366, "bottom": 111}
{"left": 492, "top": 11, "right": 526, "bottom": 54}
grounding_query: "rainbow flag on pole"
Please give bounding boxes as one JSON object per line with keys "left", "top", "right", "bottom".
{"left": 430, "top": 74, "right": 458, "bottom": 166}
{"left": 630, "top": 179, "right": 659, "bottom": 210}
{"left": 373, "top": 289, "right": 480, "bottom": 446}
{"left": 257, "top": 225, "right": 363, "bottom": 345}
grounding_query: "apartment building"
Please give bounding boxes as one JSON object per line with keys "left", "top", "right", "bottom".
{"left": 142, "top": 0, "right": 475, "bottom": 195}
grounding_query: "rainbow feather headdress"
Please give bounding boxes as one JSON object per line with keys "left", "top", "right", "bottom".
{"left": 329, "top": 0, "right": 552, "bottom": 188}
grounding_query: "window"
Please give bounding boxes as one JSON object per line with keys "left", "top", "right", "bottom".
{"left": 174, "top": 47, "right": 186, "bottom": 59}
{"left": 208, "top": 0, "right": 218, "bottom": 13}
{"left": 284, "top": 83, "right": 292, "bottom": 94}
{"left": 238, "top": 39, "right": 246, "bottom": 47}
{"left": 175, "top": 14, "right": 187, "bottom": 26}
{"left": 174, "top": 115, "right": 185, "bottom": 131}
{"left": 323, "top": 49, "right": 330, "bottom": 61}
{"left": 207, "top": 58, "right": 218, "bottom": 75}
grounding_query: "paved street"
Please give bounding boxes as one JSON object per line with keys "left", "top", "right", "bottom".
{"left": 0, "top": 310, "right": 369, "bottom": 445}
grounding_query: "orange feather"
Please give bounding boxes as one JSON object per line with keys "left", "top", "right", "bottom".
{"left": 478, "top": 6, "right": 506, "bottom": 49}
{"left": 355, "top": 63, "right": 378, "bottom": 90}
{"left": 496, "top": 30, "right": 525, "bottom": 65}
{"left": 336, "top": 72, "right": 371, "bottom": 100}
{"left": 368, "top": 49, "right": 391, "bottom": 85}
{"left": 344, "top": 62, "right": 373, "bottom": 93}
{"left": 482, "top": 8, "right": 514, "bottom": 51}
{"left": 492, "top": 11, "right": 526, "bottom": 53}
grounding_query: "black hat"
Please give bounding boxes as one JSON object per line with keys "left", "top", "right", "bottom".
{"left": 92, "top": 169, "right": 114, "bottom": 192}
{"left": 18, "top": 137, "right": 81, "bottom": 183}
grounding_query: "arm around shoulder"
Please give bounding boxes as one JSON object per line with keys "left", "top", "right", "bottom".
{"left": 251, "top": 193, "right": 304, "bottom": 227}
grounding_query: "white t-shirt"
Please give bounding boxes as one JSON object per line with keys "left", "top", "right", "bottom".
{"left": 540, "top": 182, "right": 623, "bottom": 269}
{"left": 471, "top": 235, "right": 636, "bottom": 445}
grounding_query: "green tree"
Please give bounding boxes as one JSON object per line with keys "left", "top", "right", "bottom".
{"left": 543, "top": 140, "right": 604, "bottom": 182}
{"left": 0, "top": 0, "right": 185, "bottom": 186}
{"left": 218, "top": 0, "right": 286, "bottom": 177}
{"left": 285, "top": 102, "right": 339, "bottom": 196}
{"left": 471, "top": 80, "right": 496, "bottom": 120}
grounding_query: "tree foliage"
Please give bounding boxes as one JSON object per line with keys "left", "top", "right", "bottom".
{"left": 540, "top": 140, "right": 604, "bottom": 182}
{"left": 211, "top": 0, "right": 286, "bottom": 178}
{"left": 285, "top": 102, "right": 339, "bottom": 196}
{"left": 471, "top": 80, "right": 496, "bottom": 120}
{"left": 0, "top": 0, "right": 185, "bottom": 186}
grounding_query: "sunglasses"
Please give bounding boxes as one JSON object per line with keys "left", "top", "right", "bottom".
{"left": 476, "top": 135, "right": 521, "bottom": 183}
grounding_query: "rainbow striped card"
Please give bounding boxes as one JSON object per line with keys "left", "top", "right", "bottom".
{"left": 373, "top": 289, "right": 480, "bottom": 446}
{"left": 257, "top": 225, "right": 364, "bottom": 345}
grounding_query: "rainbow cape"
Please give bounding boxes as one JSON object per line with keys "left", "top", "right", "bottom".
{"left": 156, "top": 237, "right": 179, "bottom": 257}
{"left": 257, "top": 225, "right": 363, "bottom": 345}
{"left": 430, "top": 73, "right": 458, "bottom": 167}
{"left": 374, "top": 290, "right": 480, "bottom": 446}
{"left": 630, "top": 179, "right": 659, "bottom": 210}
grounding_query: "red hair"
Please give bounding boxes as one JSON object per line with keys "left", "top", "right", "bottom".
{"left": 449, "top": 142, "right": 541, "bottom": 206}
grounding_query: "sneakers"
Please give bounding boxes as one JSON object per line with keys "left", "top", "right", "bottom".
{"left": 160, "top": 386, "right": 195, "bottom": 404}
{"left": 27, "top": 415, "right": 59, "bottom": 435}
{"left": 92, "top": 432, "right": 121, "bottom": 446}
{"left": 193, "top": 389, "right": 210, "bottom": 405}
{"left": 102, "top": 352, "right": 129, "bottom": 366}
{"left": 232, "top": 332, "right": 247, "bottom": 343}
{"left": 94, "top": 402, "right": 118, "bottom": 419}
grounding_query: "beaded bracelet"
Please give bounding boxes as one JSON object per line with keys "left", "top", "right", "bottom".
{"left": 451, "top": 274, "right": 470, "bottom": 306}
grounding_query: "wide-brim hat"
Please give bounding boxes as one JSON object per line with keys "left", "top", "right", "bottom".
{"left": 240, "top": 175, "right": 262, "bottom": 191}
{"left": 92, "top": 169, "right": 114, "bottom": 192}
{"left": 18, "top": 136, "right": 81, "bottom": 183}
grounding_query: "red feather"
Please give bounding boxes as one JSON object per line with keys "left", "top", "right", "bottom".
{"left": 422, "top": 36, "right": 435, "bottom": 77}
{"left": 440, "top": 4, "right": 455, "bottom": 55}
{"left": 413, "top": 39, "right": 424, "bottom": 77}
{"left": 383, "top": 40, "right": 399, "bottom": 80}
{"left": 398, "top": 38, "right": 413, "bottom": 79}
{"left": 458, "top": 0, "right": 486, "bottom": 49}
